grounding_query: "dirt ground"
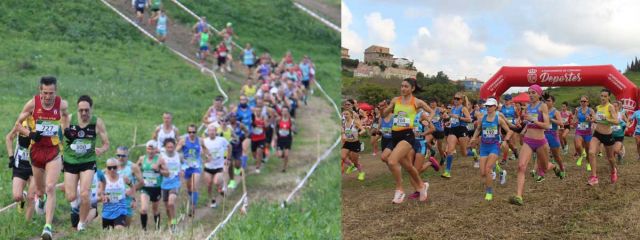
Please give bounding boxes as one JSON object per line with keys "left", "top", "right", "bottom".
{"left": 343, "top": 133, "right": 640, "bottom": 239}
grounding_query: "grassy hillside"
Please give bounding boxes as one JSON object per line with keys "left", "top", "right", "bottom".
{"left": 0, "top": 1, "right": 237, "bottom": 238}
{"left": 163, "top": 0, "right": 341, "bottom": 103}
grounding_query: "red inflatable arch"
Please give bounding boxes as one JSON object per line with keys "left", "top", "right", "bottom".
{"left": 480, "top": 65, "right": 639, "bottom": 135}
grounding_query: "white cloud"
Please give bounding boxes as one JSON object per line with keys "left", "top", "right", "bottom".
{"left": 341, "top": 2, "right": 364, "bottom": 59}
{"left": 508, "top": 31, "right": 577, "bottom": 60}
{"left": 364, "top": 12, "right": 396, "bottom": 46}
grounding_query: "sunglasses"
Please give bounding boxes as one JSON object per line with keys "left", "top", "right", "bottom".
{"left": 107, "top": 166, "right": 118, "bottom": 171}
{"left": 116, "top": 154, "right": 127, "bottom": 158}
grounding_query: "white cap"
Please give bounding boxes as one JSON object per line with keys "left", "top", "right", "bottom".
{"left": 146, "top": 140, "right": 158, "bottom": 149}
{"left": 484, "top": 98, "right": 498, "bottom": 106}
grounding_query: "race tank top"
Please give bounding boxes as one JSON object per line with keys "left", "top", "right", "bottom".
{"left": 183, "top": 136, "right": 202, "bottom": 169}
{"left": 392, "top": 96, "right": 417, "bottom": 131}
{"left": 278, "top": 118, "right": 292, "bottom": 137}
{"left": 64, "top": 115, "right": 97, "bottom": 164}
{"left": 161, "top": 152, "right": 181, "bottom": 190}
{"left": 481, "top": 114, "right": 501, "bottom": 144}
{"left": 32, "top": 95, "right": 62, "bottom": 148}
{"left": 141, "top": 154, "right": 162, "bottom": 188}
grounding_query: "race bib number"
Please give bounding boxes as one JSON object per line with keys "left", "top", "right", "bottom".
{"left": 36, "top": 121, "right": 59, "bottom": 137}
{"left": 466, "top": 122, "right": 475, "bottom": 131}
{"left": 577, "top": 122, "right": 589, "bottom": 130}
{"left": 143, "top": 172, "right": 159, "bottom": 187}
{"left": 70, "top": 139, "right": 92, "bottom": 155}
{"left": 278, "top": 129, "right": 290, "bottom": 137}
{"left": 252, "top": 127, "right": 264, "bottom": 135}
{"left": 483, "top": 126, "right": 498, "bottom": 138}
{"left": 394, "top": 112, "right": 410, "bottom": 127}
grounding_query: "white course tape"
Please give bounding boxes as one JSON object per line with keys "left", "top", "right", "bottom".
{"left": 293, "top": 2, "right": 340, "bottom": 32}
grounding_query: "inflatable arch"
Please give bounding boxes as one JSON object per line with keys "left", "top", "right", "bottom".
{"left": 480, "top": 65, "right": 639, "bottom": 134}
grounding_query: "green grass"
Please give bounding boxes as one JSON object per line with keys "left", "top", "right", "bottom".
{"left": 218, "top": 154, "right": 341, "bottom": 240}
{"left": 0, "top": 1, "right": 238, "bottom": 238}
{"left": 163, "top": 0, "right": 341, "bottom": 103}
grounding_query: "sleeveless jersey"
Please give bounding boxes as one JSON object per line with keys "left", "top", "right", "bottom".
{"left": 64, "top": 115, "right": 97, "bottom": 164}
{"left": 141, "top": 154, "right": 162, "bottom": 188}
{"left": 392, "top": 96, "right": 417, "bottom": 131}
{"left": 32, "top": 95, "right": 62, "bottom": 147}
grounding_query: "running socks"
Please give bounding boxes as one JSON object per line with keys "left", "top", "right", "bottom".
{"left": 141, "top": 213, "right": 148, "bottom": 230}
{"left": 445, "top": 154, "right": 453, "bottom": 172}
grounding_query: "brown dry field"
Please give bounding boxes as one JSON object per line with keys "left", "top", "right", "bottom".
{"left": 343, "top": 133, "right": 640, "bottom": 240}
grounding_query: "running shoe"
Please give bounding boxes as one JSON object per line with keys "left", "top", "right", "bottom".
{"left": 473, "top": 160, "right": 480, "bottom": 169}
{"left": 484, "top": 192, "right": 493, "bottom": 201}
{"left": 227, "top": 180, "right": 238, "bottom": 189}
{"left": 429, "top": 156, "right": 440, "bottom": 171}
{"left": 509, "top": 196, "right": 524, "bottom": 206}
{"left": 408, "top": 191, "right": 419, "bottom": 200}
{"left": 41, "top": 224, "right": 52, "bottom": 240}
{"left": 357, "top": 172, "right": 366, "bottom": 181}
{"left": 500, "top": 170, "right": 507, "bottom": 185}
{"left": 587, "top": 176, "right": 599, "bottom": 186}
{"left": 441, "top": 171, "right": 451, "bottom": 178}
{"left": 419, "top": 182, "right": 429, "bottom": 202}
{"left": 392, "top": 190, "right": 405, "bottom": 204}
{"left": 586, "top": 163, "right": 591, "bottom": 171}
{"left": 611, "top": 168, "right": 618, "bottom": 184}
{"left": 345, "top": 164, "right": 356, "bottom": 174}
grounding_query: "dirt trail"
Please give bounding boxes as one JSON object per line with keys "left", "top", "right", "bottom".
{"left": 343, "top": 135, "right": 640, "bottom": 239}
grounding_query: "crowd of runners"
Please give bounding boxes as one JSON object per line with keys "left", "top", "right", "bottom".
{"left": 343, "top": 79, "right": 639, "bottom": 205}
{"left": 6, "top": 3, "right": 318, "bottom": 238}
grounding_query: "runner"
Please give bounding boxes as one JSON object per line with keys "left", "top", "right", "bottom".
{"left": 62, "top": 95, "right": 110, "bottom": 231}
{"left": 14, "top": 76, "right": 69, "bottom": 239}
{"left": 137, "top": 140, "right": 163, "bottom": 231}
{"left": 628, "top": 104, "right": 640, "bottom": 161}
{"left": 215, "top": 41, "right": 229, "bottom": 73}
{"left": 586, "top": 89, "right": 619, "bottom": 185}
{"left": 115, "top": 146, "right": 143, "bottom": 227}
{"left": 153, "top": 112, "right": 179, "bottom": 153}
{"left": 177, "top": 124, "right": 201, "bottom": 217}
{"left": 99, "top": 158, "right": 136, "bottom": 229}
{"left": 5, "top": 118, "right": 36, "bottom": 220}
{"left": 228, "top": 115, "right": 250, "bottom": 188}
{"left": 242, "top": 44, "right": 256, "bottom": 77}
{"left": 470, "top": 98, "right": 513, "bottom": 201}
{"left": 158, "top": 138, "right": 182, "bottom": 232}
{"left": 202, "top": 124, "right": 231, "bottom": 208}
{"left": 68, "top": 167, "right": 104, "bottom": 231}
{"left": 341, "top": 110, "right": 366, "bottom": 180}
{"left": 191, "top": 17, "right": 208, "bottom": 45}
{"left": 612, "top": 101, "right": 628, "bottom": 164}
{"left": 133, "top": 0, "right": 147, "bottom": 25}
{"left": 382, "top": 78, "right": 431, "bottom": 203}
{"left": 276, "top": 106, "right": 295, "bottom": 172}
{"left": 499, "top": 94, "right": 520, "bottom": 164}
{"left": 559, "top": 102, "right": 573, "bottom": 155}
{"left": 153, "top": 9, "right": 169, "bottom": 44}
{"left": 543, "top": 93, "right": 566, "bottom": 179}
{"left": 202, "top": 96, "right": 228, "bottom": 126}
{"left": 428, "top": 99, "right": 446, "bottom": 166}
{"left": 198, "top": 30, "right": 210, "bottom": 66}
{"left": 509, "top": 85, "right": 556, "bottom": 205}
{"left": 148, "top": 0, "right": 162, "bottom": 26}
{"left": 441, "top": 92, "right": 472, "bottom": 178}
{"left": 573, "top": 96, "right": 594, "bottom": 170}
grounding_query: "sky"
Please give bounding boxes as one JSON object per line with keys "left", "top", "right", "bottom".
{"left": 342, "top": 0, "right": 640, "bottom": 91}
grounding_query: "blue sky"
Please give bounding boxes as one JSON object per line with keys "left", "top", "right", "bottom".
{"left": 342, "top": 0, "right": 640, "bottom": 83}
